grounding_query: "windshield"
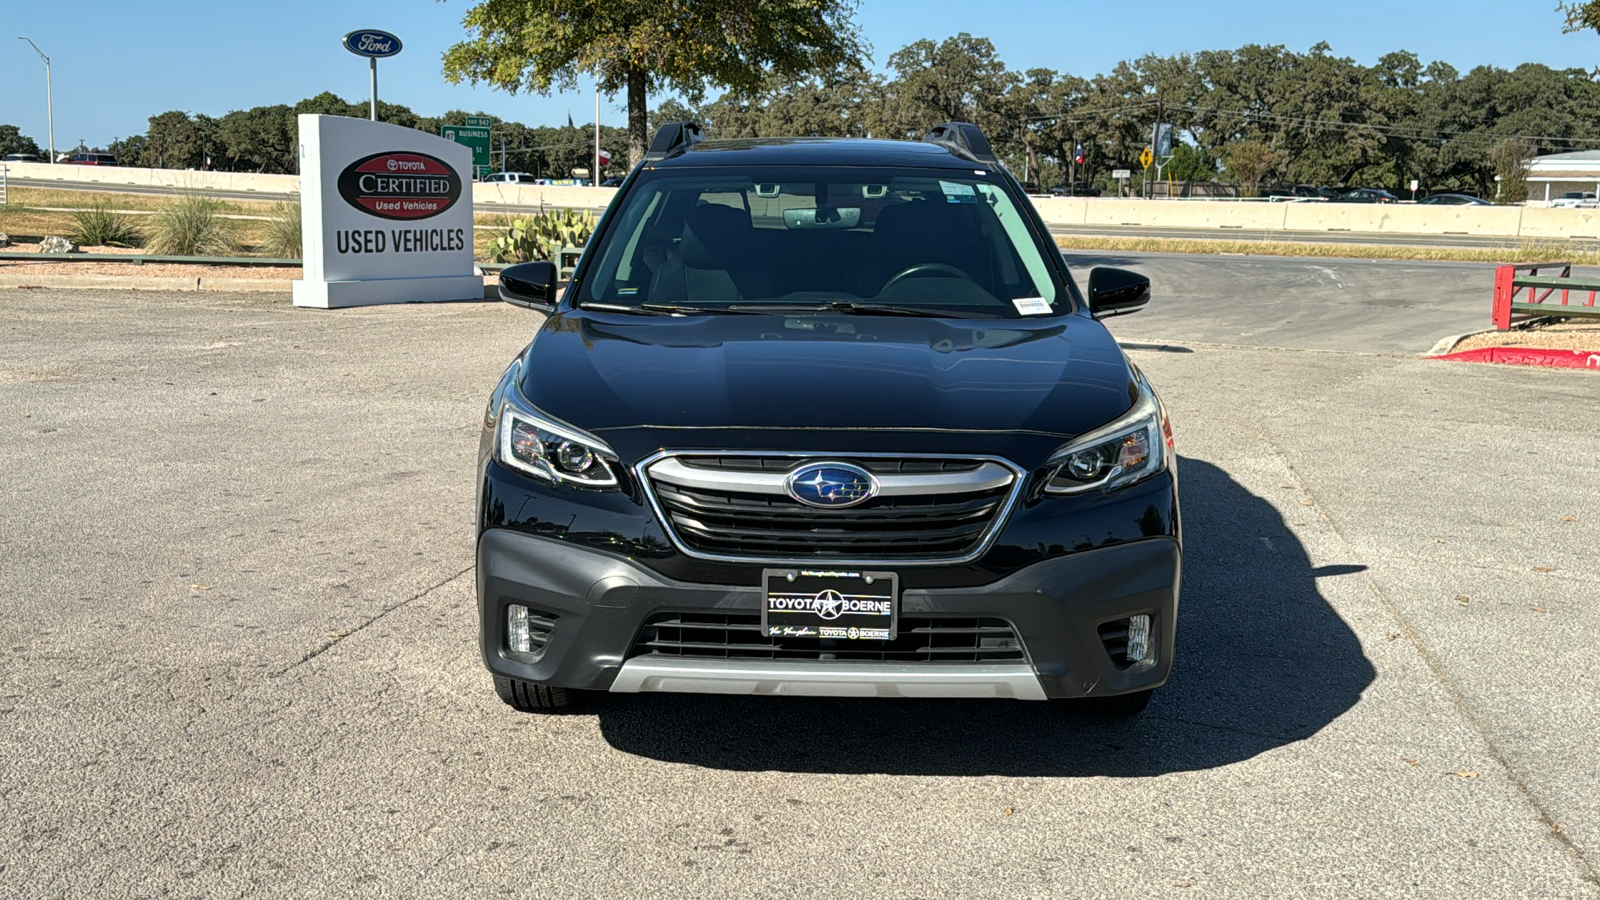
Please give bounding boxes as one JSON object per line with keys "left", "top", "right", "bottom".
{"left": 582, "top": 167, "right": 1063, "bottom": 317}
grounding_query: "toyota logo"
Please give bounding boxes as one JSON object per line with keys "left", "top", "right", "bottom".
{"left": 784, "top": 462, "right": 879, "bottom": 509}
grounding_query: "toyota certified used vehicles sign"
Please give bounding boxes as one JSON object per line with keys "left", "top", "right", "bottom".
{"left": 336, "top": 152, "right": 463, "bottom": 220}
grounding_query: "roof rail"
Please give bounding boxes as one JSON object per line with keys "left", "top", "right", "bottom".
{"left": 921, "top": 122, "right": 1000, "bottom": 167}
{"left": 643, "top": 121, "right": 705, "bottom": 162}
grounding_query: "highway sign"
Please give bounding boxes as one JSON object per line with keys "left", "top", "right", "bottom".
{"left": 1139, "top": 147, "right": 1153, "bottom": 170}
{"left": 465, "top": 116, "right": 493, "bottom": 128}
{"left": 441, "top": 125, "right": 492, "bottom": 177}
{"left": 1112, "top": 169, "right": 1132, "bottom": 179}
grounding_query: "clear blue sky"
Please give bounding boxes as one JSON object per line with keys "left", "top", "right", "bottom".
{"left": 4, "top": 0, "right": 1598, "bottom": 151}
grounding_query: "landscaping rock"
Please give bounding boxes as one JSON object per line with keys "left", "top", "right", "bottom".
{"left": 39, "top": 235, "right": 75, "bottom": 254}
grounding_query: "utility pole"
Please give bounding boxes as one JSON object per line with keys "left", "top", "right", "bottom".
{"left": 594, "top": 87, "right": 601, "bottom": 186}
{"left": 18, "top": 37, "right": 54, "bottom": 164}
{"left": 1147, "top": 97, "right": 1163, "bottom": 199}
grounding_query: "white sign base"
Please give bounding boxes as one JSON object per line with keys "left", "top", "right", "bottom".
{"left": 293, "top": 114, "right": 481, "bottom": 309}
{"left": 292, "top": 274, "right": 485, "bottom": 309}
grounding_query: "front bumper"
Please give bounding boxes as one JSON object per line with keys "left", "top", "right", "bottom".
{"left": 478, "top": 529, "right": 1180, "bottom": 700}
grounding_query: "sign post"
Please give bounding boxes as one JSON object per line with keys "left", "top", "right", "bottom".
{"left": 441, "top": 124, "right": 493, "bottom": 180}
{"left": 342, "top": 30, "right": 403, "bottom": 121}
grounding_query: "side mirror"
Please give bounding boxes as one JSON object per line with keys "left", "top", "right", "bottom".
{"left": 499, "top": 261, "right": 558, "bottom": 312}
{"left": 1087, "top": 267, "right": 1150, "bottom": 319}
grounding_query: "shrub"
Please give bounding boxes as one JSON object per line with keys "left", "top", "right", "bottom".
{"left": 146, "top": 194, "right": 237, "bottom": 256}
{"left": 489, "top": 207, "right": 597, "bottom": 263}
{"left": 261, "top": 201, "right": 302, "bottom": 259}
{"left": 70, "top": 202, "right": 143, "bottom": 248}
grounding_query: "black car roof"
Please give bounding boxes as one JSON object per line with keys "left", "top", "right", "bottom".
{"left": 647, "top": 137, "right": 991, "bottom": 171}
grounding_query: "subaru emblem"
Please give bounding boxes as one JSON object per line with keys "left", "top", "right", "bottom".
{"left": 785, "top": 462, "right": 879, "bottom": 509}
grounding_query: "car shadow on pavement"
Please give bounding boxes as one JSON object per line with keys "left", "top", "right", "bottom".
{"left": 595, "top": 457, "right": 1375, "bottom": 776}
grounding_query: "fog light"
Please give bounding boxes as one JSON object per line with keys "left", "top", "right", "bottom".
{"left": 507, "top": 605, "right": 531, "bottom": 653}
{"left": 1126, "top": 614, "right": 1151, "bottom": 663}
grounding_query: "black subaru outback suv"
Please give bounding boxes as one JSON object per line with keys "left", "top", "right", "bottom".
{"left": 478, "top": 122, "right": 1179, "bottom": 716}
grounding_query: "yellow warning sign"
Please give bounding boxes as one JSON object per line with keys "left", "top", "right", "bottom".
{"left": 1139, "top": 147, "right": 1154, "bottom": 170}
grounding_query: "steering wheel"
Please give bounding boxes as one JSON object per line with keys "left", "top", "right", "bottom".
{"left": 883, "top": 263, "right": 974, "bottom": 291}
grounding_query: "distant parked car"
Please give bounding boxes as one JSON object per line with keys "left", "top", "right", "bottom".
{"left": 1050, "top": 182, "right": 1102, "bottom": 197}
{"left": 3, "top": 152, "right": 41, "bottom": 163}
{"left": 481, "top": 171, "right": 536, "bottom": 184}
{"left": 1549, "top": 191, "right": 1597, "bottom": 209}
{"left": 600, "top": 177, "right": 625, "bottom": 187}
{"left": 1332, "top": 188, "right": 1398, "bottom": 204}
{"left": 64, "top": 152, "right": 116, "bottom": 166}
{"left": 1417, "top": 193, "right": 1490, "bottom": 206}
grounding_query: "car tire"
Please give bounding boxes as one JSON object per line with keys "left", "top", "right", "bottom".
{"left": 492, "top": 674, "right": 592, "bottom": 713}
{"left": 1071, "top": 688, "right": 1154, "bottom": 717}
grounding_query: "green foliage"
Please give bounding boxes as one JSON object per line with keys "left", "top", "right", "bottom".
{"left": 1491, "top": 139, "right": 1535, "bottom": 203}
{"left": 146, "top": 195, "right": 237, "bottom": 256}
{"left": 489, "top": 208, "right": 597, "bottom": 263}
{"left": 1223, "top": 141, "right": 1286, "bottom": 195}
{"left": 1559, "top": 1, "right": 1600, "bottom": 34}
{"left": 0, "top": 124, "right": 43, "bottom": 158}
{"left": 262, "top": 201, "right": 302, "bottom": 259}
{"left": 70, "top": 202, "right": 144, "bottom": 248}
{"left": 441, "top": 0, "right": 867, "bottom": 165}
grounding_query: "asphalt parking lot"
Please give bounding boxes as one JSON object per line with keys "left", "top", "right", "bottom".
{"left": 2, "top": 254, "right": 1597, "bottom": 898}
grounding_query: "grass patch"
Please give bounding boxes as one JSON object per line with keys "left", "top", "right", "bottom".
{"left": 70, "top": 202, "right": 144, "bottom": 248}
{"left": 146, "top": 195, "right": 238, "bottom": 256}
{"left": 1055, "top": 234, "right": 1600, "bottom": 266}
{"left": 261, "top": 202, "right": 302, "bottom": 259}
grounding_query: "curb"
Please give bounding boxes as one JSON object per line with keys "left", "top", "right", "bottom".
{"left": 2, "top": 275, "right": 500, "bottom": 296}
{"left": 1431, "top": 347, "right": 1600, "bottom": 370}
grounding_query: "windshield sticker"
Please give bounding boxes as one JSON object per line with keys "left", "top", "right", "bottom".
{"left": 1012, "top": 297, "right": 1053, "bottom": 316}
{"left": 939, "top": 180, "right": 979, "bottom": 204}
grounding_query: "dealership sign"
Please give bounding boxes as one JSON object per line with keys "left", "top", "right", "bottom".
{"left": 293, "top": 115, "right": 481, "bottom": 309}
{"left": 342, "top": 30, "right": 403, "bottom": 58}
{"left": 337, "top": 152, "right": 463, "bottom": 219}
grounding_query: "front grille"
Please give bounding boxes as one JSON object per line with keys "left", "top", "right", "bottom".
{"left": 678, "top": 456, "right": 985, "bottom": 476}
{"left": 644, "top": 454, "right": 1018, "bottom": 562}
{"left": 633, "top": 612, "right": 1026, "bottom": 662}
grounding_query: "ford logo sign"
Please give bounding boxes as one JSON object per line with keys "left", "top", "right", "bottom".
{"left": 342, "top": 30, "right": 403, "bottom": 59}
{"left": 336, "top": 151, "right": 462, "bottom": 220}
{"left": 785, "top": 462, "right": 879, "bottom": 509}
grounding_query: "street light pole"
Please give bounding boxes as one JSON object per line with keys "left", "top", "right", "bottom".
{"left": 18, "top": 37, "right": 54, "bottom": 163}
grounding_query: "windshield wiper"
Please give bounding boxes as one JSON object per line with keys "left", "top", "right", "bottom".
{"left": 727, "top": 301, "right": 970, "bottom": 318}
{"left": 579, "top": 302, "right": 748, "bottom": 316}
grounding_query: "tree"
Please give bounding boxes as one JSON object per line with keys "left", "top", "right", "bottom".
{"left": 1490, "top": 138, "right": 1535, "bottom": 203}
{"left": 1223, "top": 140, "right": 1284, "bottom": 195}
{"left": 441, "top": 0, "right": 866, "bottom": 167}
{"left": 1559, "top": 2, "right": 1600, "bottom": 35}
{"left": 0, "top": 125, "right": 42, "bottom": 158}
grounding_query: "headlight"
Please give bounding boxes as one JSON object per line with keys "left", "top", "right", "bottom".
{"left": 496, "top": 390, "right": 620, "bottom": 488}
{"left": 1044, "top": 381, "right": 1171, "bottom": 495}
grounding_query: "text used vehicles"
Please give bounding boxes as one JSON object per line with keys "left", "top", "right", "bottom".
{"left": 476, "top": 122, "right": 1181, "bottom": 717}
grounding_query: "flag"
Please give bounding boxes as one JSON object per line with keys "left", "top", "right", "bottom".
{"left": 567, "top": 111, "right": 574, "bottom": 129}
{"left": 598, "top": 149, "right": 612, "bottom": 166}
{"left": 1074, "top": 143, "right": 1085, "bottom": 165}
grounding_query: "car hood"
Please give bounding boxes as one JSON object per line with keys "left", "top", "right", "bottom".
{"left": 519, "top": 311, "right": 1135, "bottom": 458}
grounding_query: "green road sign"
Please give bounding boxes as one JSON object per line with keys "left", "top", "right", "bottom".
{"left": 465, "top": 116, "right": 493, "bottom": 128}
{"left": 441, "top": 125, "right": 492, "bottom": 174}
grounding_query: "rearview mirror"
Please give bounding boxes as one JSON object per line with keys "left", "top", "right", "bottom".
{"left": 1087, "top": 267, "right": 1150, "bottom": 319}
{"left": 499, "top": 261, "right": 558, "bottom": 312}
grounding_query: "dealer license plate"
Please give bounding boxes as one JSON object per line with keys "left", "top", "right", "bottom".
{"left": 762, "top": 568, "right": 898, "bottom": 641}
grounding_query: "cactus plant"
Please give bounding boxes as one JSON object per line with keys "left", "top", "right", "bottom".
{"left": 489, "top": 207, "right": 597, "bottom": 263}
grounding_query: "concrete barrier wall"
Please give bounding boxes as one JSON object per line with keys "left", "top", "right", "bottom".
{"left": 14, "top": 160, "right": 1600, "bottom": 240}
{"left": 3, "top": 160, "right": 298, "bottom": 194}
{"left": 471, "top": 182, "right": 617, "bottom": 211}
{"left": 1518, "top": 206, "right": 1600, "bottom": 239}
